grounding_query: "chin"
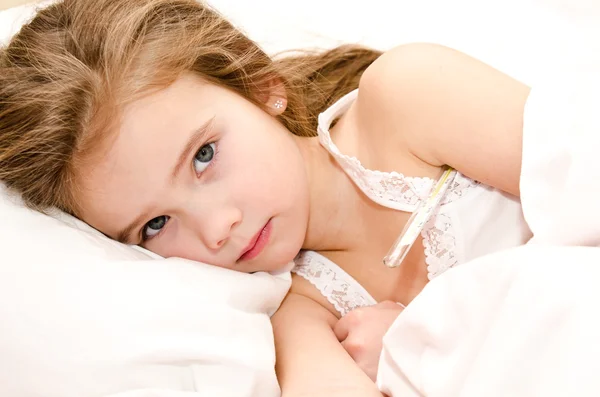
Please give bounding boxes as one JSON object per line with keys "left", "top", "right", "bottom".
{"left": 258, "top": 246, "right": 301, "bottom": 274}
{"left": 249, "top": 216, "right": 304, "bottom": 273}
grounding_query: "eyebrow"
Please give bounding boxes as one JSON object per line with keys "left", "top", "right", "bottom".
{"left": 116, "top": 117, "right": 215, "bottom": 245}
{"left": 170, "top": 117, "right": 215, "bottom": 182}
{"left": 116, "top": 209, "right": 151, "bottom": 244}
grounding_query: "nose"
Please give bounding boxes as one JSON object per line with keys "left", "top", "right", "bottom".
{"left": 187, "top": 201, "right": 242, "bottom": 251}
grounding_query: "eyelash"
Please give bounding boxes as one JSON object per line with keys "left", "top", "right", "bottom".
{"left": 140, "top": 140, "right": 220, "bottom": 244}
{"left": 194, "top": 140, "right": 219, "bottom": 176}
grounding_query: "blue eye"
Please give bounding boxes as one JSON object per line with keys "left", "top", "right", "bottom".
{"left": 142, "top": 215, "right": 170, "bottom": 241}
{"left": 194, "top": 142, "right": 216, "bottom": 174}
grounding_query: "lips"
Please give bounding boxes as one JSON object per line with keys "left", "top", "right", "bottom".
{"left": 239, "top": 219, "right": 272, "bottom": 261}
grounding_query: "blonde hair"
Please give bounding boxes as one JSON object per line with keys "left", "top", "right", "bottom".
{"left": 0, "top": 0, "right": 381, "bottom": 216}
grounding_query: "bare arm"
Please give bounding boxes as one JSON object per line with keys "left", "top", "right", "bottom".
{"left": 272, "top": 276, "right": 383, "bottom": 397}
{"left": 359, "top": 42, "right": 530, "bottom": 196}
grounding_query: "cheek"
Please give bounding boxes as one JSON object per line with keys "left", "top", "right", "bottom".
{"left": 221, "top": 121, "right": 307, "bottom": 209}
{"left": 149, "top": 228, "right": 220, "bottom": 264}
{"left": 227, "top": 148, "right": 301, "bottom": 208}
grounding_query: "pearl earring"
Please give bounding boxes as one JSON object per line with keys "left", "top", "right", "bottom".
{"left": 273, "top": 99, "right": 284, "bottom": 109}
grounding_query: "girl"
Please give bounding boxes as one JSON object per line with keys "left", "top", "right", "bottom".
{"left": 0, "top": 0, "right": 531, "bottom": 395}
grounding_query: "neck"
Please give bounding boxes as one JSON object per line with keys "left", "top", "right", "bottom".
{"left": 293, "top": 134, "right": 358, "bottom": 253}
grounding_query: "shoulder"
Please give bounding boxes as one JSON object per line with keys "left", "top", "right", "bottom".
{"left": 359, "top": 42, "right": 480, "bottom": 100}
{"left": 356, "top": 43, "right": 490, "bottom": 131}
{"left": 355, "top": 43, "right": 529, "bottom": 195}
{"left": 349, "top": 43, "right": 466, "bottom": 169}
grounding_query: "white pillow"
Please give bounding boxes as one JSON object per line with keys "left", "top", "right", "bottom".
{"left": 0, "top": 180, "right": 291, "bottom": 397}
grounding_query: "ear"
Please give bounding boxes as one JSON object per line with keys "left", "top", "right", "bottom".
{"left": 257, "top": 78, "right": 288, "bottom": 116}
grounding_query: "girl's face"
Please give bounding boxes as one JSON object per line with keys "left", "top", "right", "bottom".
{"left": 78, "top": 74, "right": 310, "bottom": 273}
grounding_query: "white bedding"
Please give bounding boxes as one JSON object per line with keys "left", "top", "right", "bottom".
{"left": 379, "top": 245, "right": 600, "bottom": 397}
{"left": 2, "top": 0, "right": 600, "bottom": 396}
{"left": 378, "top": 74, "right": 600, "bottom": 396}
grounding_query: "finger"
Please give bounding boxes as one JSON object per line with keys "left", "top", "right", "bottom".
{"left": 334, "top": 307, "right": 366, "bottom": 341}
{"left": 340, "top": 338, "right": 361, "bottom": 361}
{"left": 341, "top": 332, "right": 369, "bottom": 356}
{"left": 333, "top": 315, "right": 351, "bottom": 342}
{"left": 340, "top": 339, "right": 351, "bottom": 356}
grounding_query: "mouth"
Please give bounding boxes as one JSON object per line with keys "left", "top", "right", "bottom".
{"left": 238, "top": 219, "right": 272, "bottom": 262}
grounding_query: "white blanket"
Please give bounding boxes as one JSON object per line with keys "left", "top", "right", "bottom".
{"left": 377, "top": 75, "right": 600, "bottom": 396}
{"left": 378, "top": 245, "right": 600, "bottom": 397}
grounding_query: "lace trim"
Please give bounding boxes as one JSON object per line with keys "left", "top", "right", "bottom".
{"left": 440, "top": 173, "right": 479, "bottom": 205}
{"left": 421, "top": 212, "right": 458, "bottom": 280}
{"left": 315, "top": 88, "right": 481, "bottom": 284}
{"left": 316, "top": 90, "right": 478, "bottom": 212}
{"left": 292, "top": 251, "right": 376, "bottom": 317}
{"left": 318, "top": 124, "right": 434, "bottom": 212}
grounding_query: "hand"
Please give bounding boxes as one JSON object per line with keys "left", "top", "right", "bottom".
{"left": 334, "top": 301, "right": 404, "bottom": 382}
